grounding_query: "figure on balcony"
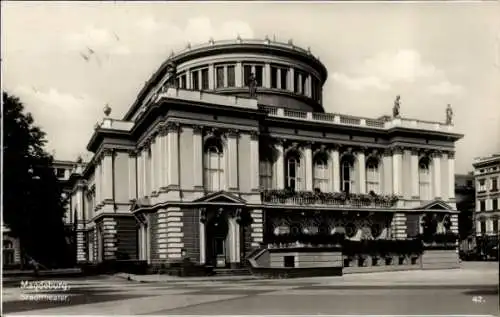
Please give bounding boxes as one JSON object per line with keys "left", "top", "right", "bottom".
{"left": 248, "top": 73, "right": 257, "bottom": 98}
{"left": 445, "top": 104, "right": 453, "bottom": 125}
{"left": 392, "top": 95, "right": 401, "bottom": 118}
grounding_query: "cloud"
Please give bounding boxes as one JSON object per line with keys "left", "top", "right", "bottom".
{"left": 332, "top": 73, "right": 390, "bottom": 91}
{"left": 428, "top": 81, "right": 464, "bottom": 95}
{"left": 10, "top": 86, "right": 100, "bottom": 160}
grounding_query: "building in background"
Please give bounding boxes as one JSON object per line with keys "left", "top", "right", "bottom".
{"left": 64, "top": 38, "right": 463, "bottom": 268}
{"left": 473, "top": 155, "right": 500, "bottom": 236}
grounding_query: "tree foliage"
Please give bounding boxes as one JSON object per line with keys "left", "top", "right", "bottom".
{"left": 2, "top": 92, "right": 72, "bottom": 267}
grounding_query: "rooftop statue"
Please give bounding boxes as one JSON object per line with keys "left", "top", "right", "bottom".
{"left": 392, "top": 95, "right": 401, "bottom": 118}
{"left": 165, "top": 61, "right": 177, "bottom": 88}
{"left": 103, "top": 104, "right": 111, "bottom": 117}
{"left": 248, "top": 72, "right": 257, "bottom": 98}
{"left": 446, "top": 104, "right": 454, "bottom": 125}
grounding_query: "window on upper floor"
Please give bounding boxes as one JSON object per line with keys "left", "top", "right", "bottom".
{"left": 216, "top": 66, "right": 224, "bottom": 88}
{"left": 177, "top": 74, "right": 186, "bottom": 89}
{"left": 419, "top": 157, "right": 431, "bottom": 200}
{"left": 491, "top": 177, "right": 498, "bottom": 192}
{"left": 493, "top": 199, "right": 498, "bottom": 211}
{"left": 480, "top": 221, "right": 486, "bottom": 234}
{"left": 285, "top": 150, "right": 302, "bottom": 191}
{"left": 493, "top": 219, "right": 499, "bottom": 233}
{"left": 280, "top": 67, "right": 288, "bottom": 90}
{"left": 227, "top": 65, "right": 235, "bottom": 87}
{"left": 313, "top": 152, "right": 329, "bottom": 192}
{"left": 293, "top": 70, "right": 302, "bottom": 94}
{"left": 366, "top": 157, "right": 380, "bottom": 194}
{"left": 340, "top": 155, "right": 355, "bottom": 194}
{"left": 201, "top": 68, "right": 209, "bottom": 90}
{"left": 271, "top": 66, "right": 278, "bottom": 89}
{"left": 243, "top": 64, "right": 263, "bottom": 87}
{"left": 480, "top": 200, "right": 486, "bottom": 211}
{"left": 259, "top": 159, "right": 273, "bottom": 190}
{"left": 478, "top": 179, "right": 486, "bottom": 192}
{"left": 204, "top": 137, "right": 224, "bottom": 192}
{"left": 56, "top": 168, "right": 65, "bottom": 178}
{"left": 192, "top": 71, "right": 200, "bottom": 90}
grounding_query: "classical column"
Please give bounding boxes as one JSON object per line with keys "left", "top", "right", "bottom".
{"left": 306, "top": 75, "right": 312, "bottom": 97}
{"left": 208, "top": 64, "right": 214, "bottom": 90}
{"left": 304, "top": 143, "right": 313, "bottom": 191}
{"left": 228, "top": 217, "right": 236, "bottom": 264}
{"left": 128, "top": 151, "right": 137, "bottom": 201}
{"left": 250, "top": 131, "right": 260, "bottom": 191}
{"left": 199, "top": 208, "right": 206, "bottom": 264}
{"left": 382, "top": 149, "right": 393, "bottom": 195}
{"left": 137, "top": 151, "right": 143, "bottom": 198}
{"left": 432, "top": 151, "right": 442, "bottom": 199}
{"left": 289, "top": 67, "right": 295, "bottom": 93}
{"left": 448, "top": 151, "right": 456, "bottom": 200}
{"left": 185, "top": 69, "right": 191, "bottom": 90}
{"left": 156, "top": 126, "right": 165, "bottom": 190}
{"left": 102, "top": 149, "right": 114, "bottom": 201}
{"left": 160, "top": 127, "right": 169, "bottom": 189}
{"left": 235, "top": 62, "right": 242, "bottom": 87}
{"left": 331, "top": 145, "right": 340, "bottom": 192}
{"left": 150, "top": 137, "right": 157, "bottom": 193}
{"left": 193, "top": 125, "right": 204, "bottom": 189}
{"left": 141, "top": 146, "right": 148, "bottom": 196}
{"left": 275, "top": 140, "right": 285, "bottom": 189}
{"left": 227, "top": 129, "right": 239, "bottom": 190}
{"left": 392, "top": 147, "right": 403, "bottom": 197}
{"left": 410, "top": 149, "right": 419, "bottom": 198}
{"left": 167, "top": 123, "right": 180, "bottom": 187}
{"left": 264, "top": 63, "right": 271, "bottom": 88}
{"left": 357, "top": 149, "right": 366, "bottom": 194}
{"left": 276, "top": 68, "right": 281, "bottom": 89}
{"left": 95, "top": 158, "right": 102, "bottom": 205}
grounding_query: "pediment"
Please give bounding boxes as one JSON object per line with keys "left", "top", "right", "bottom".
{"left": 193, "top": 191, "right": 246, "bottom": 204}
{"left": 417, "top": 200, "right": 452, "bottom": 211}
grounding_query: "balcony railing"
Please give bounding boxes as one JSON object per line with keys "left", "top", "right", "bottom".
{"left": 261, "top": 190, "right": 398, "bottom": 208}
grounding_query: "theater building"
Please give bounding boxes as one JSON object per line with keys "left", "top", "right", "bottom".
{"left": 67, "top": 38, "right": 463, "bottom": 268}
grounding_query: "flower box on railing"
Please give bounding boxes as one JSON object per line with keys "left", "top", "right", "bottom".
{"left": 261, "top": 190, "right": 398, "bottom": 207}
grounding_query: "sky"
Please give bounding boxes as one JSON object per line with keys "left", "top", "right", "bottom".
{"left": 2, "top": 1, "right": 500, "bottom": 174}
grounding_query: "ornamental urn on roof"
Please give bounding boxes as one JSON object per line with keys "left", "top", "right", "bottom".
{"left": 236, "top": 34, "right": 242, "bottom": 43}
{"left": 209, "top": 37, "right": 215, "bottom": 45}
{"left": 103, "top": 104, "right": 112, "bottom": 117}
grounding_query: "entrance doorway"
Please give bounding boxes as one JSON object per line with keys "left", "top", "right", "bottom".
{"left": 205, "top": 208, "right": 229, "bottom": 267}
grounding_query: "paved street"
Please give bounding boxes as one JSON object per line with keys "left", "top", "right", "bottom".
{"left": 2, "top": 262, "right": 498, "bottom": 316}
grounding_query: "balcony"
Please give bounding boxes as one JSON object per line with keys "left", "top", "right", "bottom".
{"left": 261, "top": 190, "right": 398, "bottom": 208}
{"left": 259, "top": 105, "right": 453, "bottom": 133}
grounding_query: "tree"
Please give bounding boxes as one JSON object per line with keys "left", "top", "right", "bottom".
{"left": 2, "top": 92, "right": 70, "bottom": 268}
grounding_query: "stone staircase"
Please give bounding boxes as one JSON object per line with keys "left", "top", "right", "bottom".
{"left": 213, "top": 268, "right": 252, "bottom": 276}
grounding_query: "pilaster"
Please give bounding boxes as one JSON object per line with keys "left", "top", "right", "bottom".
{"left": 95, "top": 160, "right": 102, "bottom": 206}
{"left": 141, "top": 147, "right": 148, "bottom": 197}
{"left": 227, "top": 129, "right": 239, "bottom": 190}
{"left": 392, "top": 147, "right": 403, "bottom": 197}
{"left": 264, "top": 63, "right": 271, "bottom": 88}
{"left": 160, "top": 127, "right": 169, "bottom": 189}
{"left": 151, "top": 137, "right": 157, "bottom": 194}
{"left": 357, "top": 149, "right": 366, "bottom": 194}
{"left": 448, "top": 151, "right": 456, "bottom": 200}
{"left": 275, "top": 141, "right": 285, "bottom": 189}
{"left": 208, "top": 64, "right": 215, "bottom": 90}
{"left": 382, "top": 149, "right": 393, "bottom": 195}
{"left": 235, "top": 62, "right": 242, "bottom": 87}
{"left": 432, "top": 151, "right": 442, "bottom": 199}
{"left": 289, "top": 67, "right": 295, "bottom": 93}
{"left": 137, "top": 151, "right": 144, "bottom": 198}
{"left": 193, "top": 125, "right": 204, "bottom": 189}
{"left": 128, "top": 151, "right": 137, "bottom": 201}
{"left": 250, "top": 131, "right": 260, "bottom": 191}
{"left": 410, "top": 148, "right": 419, "bottom": 198}
{"left": 102, "top": 149, "right": 114, "bottom": 202}
{"left": 330, "top": 145, "right": 340, "bottom": 192}
{"left": 199, "top": 208, "right": 206, "bottom": 264}
{"left": 304, "top": 143, "right": 313, "bottom": 191}
{"left": 167, "top": 122, "right": 180, "bottom": 188}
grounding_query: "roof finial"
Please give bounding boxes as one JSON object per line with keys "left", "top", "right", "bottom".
{"left": 264, "top": 35, "right": 270, "bottom": 44}
{"left": 186, "top": 42, "right": 191, "bottom": 49}
{"left": 169, "top": 50, "right": 175, "bottom": 58}
{"left": 209, "top": 37, "right": 215, "bottom": 45}
{"left": 236, "top": 33, "right": 242, "bottom": 43}
{"left": 307, "top": 46, "right": 311, "bottom": 54}
{"left": 288, "top": 38, "right": 294, "bottom": 47}
{"left": 104, "top": 103, "right": 112, "bottom": 117}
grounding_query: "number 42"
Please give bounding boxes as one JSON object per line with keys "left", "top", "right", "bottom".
{"left": 472, "top": 296, "right": 485, "bottom": 303}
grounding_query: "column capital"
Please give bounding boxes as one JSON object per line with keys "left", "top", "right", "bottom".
{"left": 158, "top": 124, "right": 168, "bottom": 136}
{"left": 365, "top": 148, "right": 382, "bottom": 159}
{"left": 166, "top": 121, "right": 180, "bottom": 133}
{"left": 430, "top": 150, "right": 443, "bottom": 158}
{"left": 226, "top": 128, "right": 240, "bottom": 138}
{"left": 127, "top": 149, "right": 137, "bottom": 157}
{"left": 447, "top": 150, "right": 455, "bottom": 159}
{"left": 329, "top": 143, "right": 341, "bottom": 151}
{"left": 102, "top": 148, "right": 114, "bottom": 157}
{"left": 408, "top": 147, "right": 419, "bottom": 156}
{"left": 274, "top": 138, "right": 287, "bottom": 147}
{"left": 340, "top": 146, "right": 354, "bottom": 156}
{"left": 249, "top": 130, "right": 260, "bottom": 140}
{"left": 383, "top": 148, "right": 393, "bottom": 156}
{"left": 391, "top": 146, "right": 404, "bottom": 155}
{"left": 193, "top": 125, "right": 204, "bottom": 134}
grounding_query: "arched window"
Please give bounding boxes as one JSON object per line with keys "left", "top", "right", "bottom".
{"left": 286, "top": 151, "right": 302, "bottom": 191}
{"left": 313, "top": 153, "right": 329, "bottom": 192}
{"left": 419, "top": 157, "right": 431, "bottom": 200}
{"left": 204, "top": 138, "right": 224, "bottom": 191}
{"left": 366, "top": 157, "right": 380, "bottom": 194}
{"left": 340, "top": 155, "right": 355, "bottom": 193}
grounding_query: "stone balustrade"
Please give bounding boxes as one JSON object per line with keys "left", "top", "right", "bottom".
{"left": 260, "top": 105, "right": 453, "bottom": 132}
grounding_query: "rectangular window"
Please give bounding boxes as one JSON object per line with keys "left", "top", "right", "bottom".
{"left": 492, "top": 178, "right": 498, "bottom": 191}
{"left": 259, "top": 161, "right": 273, "bottom": 190}
{"left": 301, "top": 75, "right": 307, "bottom": 95}
{"left": 493, "top": 220, "right": 499, "bottom": 233}
{"left": 480, "top": 200, "right": 486, "bottom": 211}
{"left": 227, "top": 65, "right": 235, "bottom": 87}
{"left": 366, "top": 168, "right": 380, "bottom": 194}
{"left": 216, "top": 66, "right": 224, "bottom": 88}
{"left": 493, "top": 199, "right": 498, "bottom": 211}
{"left": 480, "top": 221, "right": 486, "bottom": 234}
{"left": 243, "top": 65, "right": 252, "bottom": 86}
{"left": 180, "top": 75, "right": 186, "bottom": 89}
{"left": 280, "top": 68, "right": 288, "bottom": 90}
{"left": 192, "top": 71, "right": 199, "bottom": 90}
{"left": 56, "top": 168, "right": 65, "bottom": 178}
{"left": 313, "top": 163, "right": 328, "bottom": 192}
{"left": 478, "top": 179, "right": 486, "bottom": 192}
{"left": 294, "top": 71, "right": 300, "bottom": 93}
{"left": 270, "top": 66, "right": 278, "bottom": 89}
{"left": 255, "top": 65, "right": 263, "bottom": 87}
{"left": 201, "top": 68, "right": 209, "bottom": 90}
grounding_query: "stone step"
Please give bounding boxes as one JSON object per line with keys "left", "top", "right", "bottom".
{"left": 214, "top": 268, "right": 252, "bottom": 276}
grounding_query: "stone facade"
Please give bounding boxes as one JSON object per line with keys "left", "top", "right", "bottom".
{"left": 63, "top": 38, "right": 463, "bottom": 267}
